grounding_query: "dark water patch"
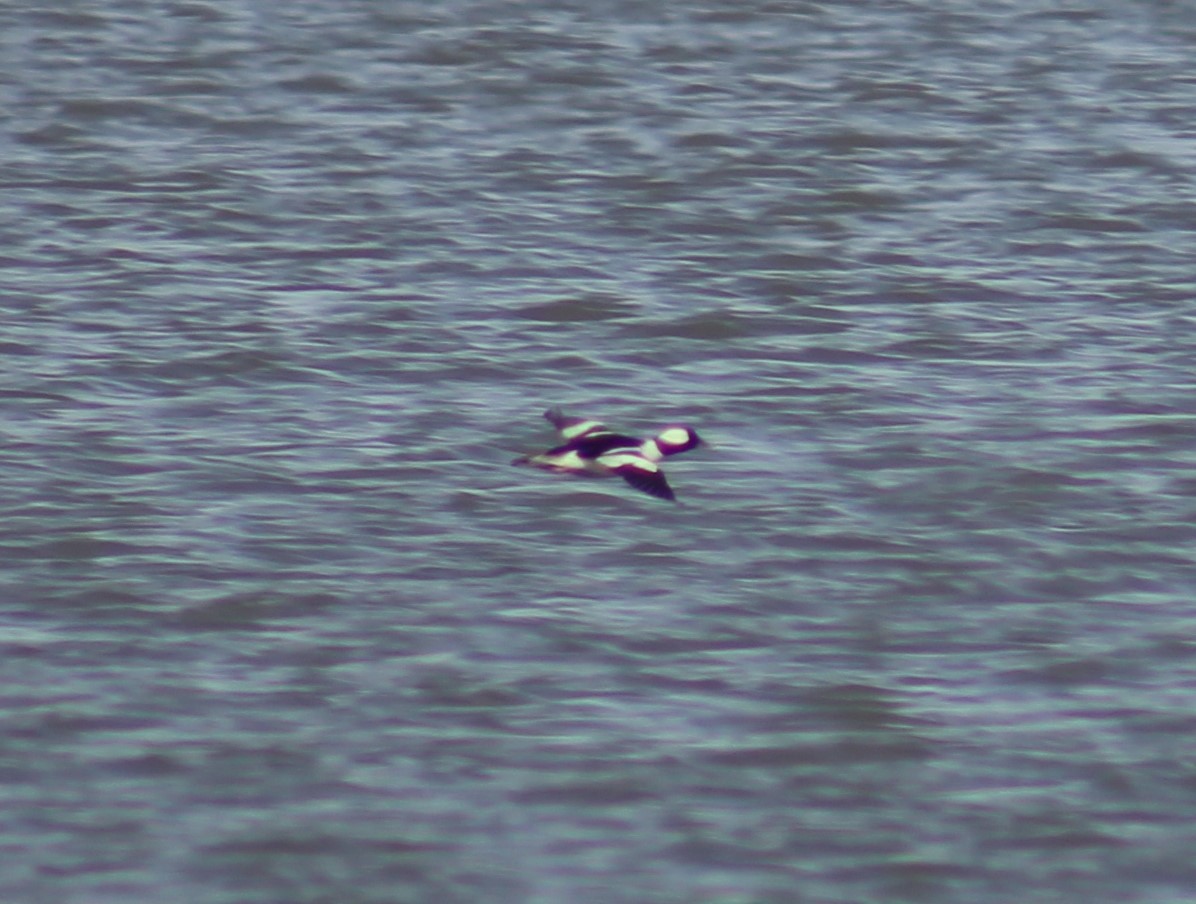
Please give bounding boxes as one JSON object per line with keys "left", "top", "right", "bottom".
{"left": 512, "top": 294, "right": 634, "bottom": 322}
{"left": 171, "top": 592, "right": 339, "bottom": 632}
{"left": 514, "top": 777, "right": 657, "bottom": 806}
{"left": 702, "top": 736, "right": 934, "bottom": 769}
{"left": 619, "top": 309, "right": 781, "bottom": 341}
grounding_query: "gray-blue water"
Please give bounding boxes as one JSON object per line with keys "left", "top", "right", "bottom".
{"left": 4, "top": 2, "right": 1196, "bottom": 902}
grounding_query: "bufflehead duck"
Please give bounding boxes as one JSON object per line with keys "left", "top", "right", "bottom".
{"left": 512, "top": 408, "right": 703, "bottom": 501}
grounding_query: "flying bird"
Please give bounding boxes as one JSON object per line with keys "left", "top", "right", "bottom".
{"left": 512, "top": 408, "right": 703, "bottom": 501}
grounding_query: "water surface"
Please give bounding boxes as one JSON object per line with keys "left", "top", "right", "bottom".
{"left": 4, "top": 1, "right": 1196, "bottom": 902}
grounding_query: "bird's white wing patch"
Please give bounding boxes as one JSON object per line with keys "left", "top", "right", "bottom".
{"left": 599, "top": 450, "right": 675, "bottom": 500}
{"left": 525, "top": 449, "right": 594, "bottom": 473}
{"left": 597, "top": 449, "right": 656, "bottom": 471}
{"left": 544, "top": 408, "right": 611, "bottom": 441}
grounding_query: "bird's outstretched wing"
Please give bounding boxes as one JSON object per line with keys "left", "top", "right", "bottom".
{"left": 598, "top": 450, "right": 676, "bottom": 501}
{"left": 543, "top": 408, "right": 612, "bottom": 442}
{"left": 615, "top": 463, "right": 676, "bottom": 501}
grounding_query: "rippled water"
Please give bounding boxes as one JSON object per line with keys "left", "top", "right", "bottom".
{"left": 5, "top": 1, "right": 1196, "bottom": 902}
